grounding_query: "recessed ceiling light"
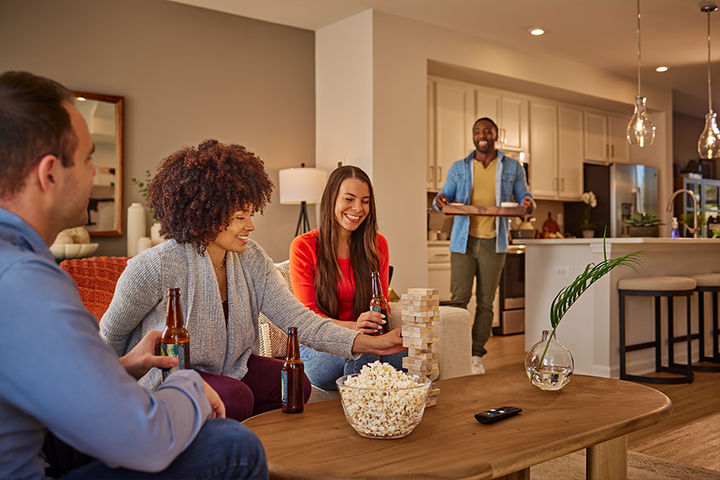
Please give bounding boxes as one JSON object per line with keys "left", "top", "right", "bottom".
{"left": 529, "top": 28, "right": 545, "bottom": 36}
{"left": 655, "top": 66, "right": 669, "bottom": 72}
{"left": 76, "top": 96, "right": 87, "bottom": 101}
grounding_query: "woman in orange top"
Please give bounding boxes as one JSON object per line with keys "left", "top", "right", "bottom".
{"left": 289, "top": 166, "right": 406, "bottom": 390}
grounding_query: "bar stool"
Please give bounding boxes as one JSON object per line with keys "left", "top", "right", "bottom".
{"left": 618, "top": 275, "right": 696, "bottom": 384}
{"left": 689, "top": 273, "right": 720, "bottom": 371}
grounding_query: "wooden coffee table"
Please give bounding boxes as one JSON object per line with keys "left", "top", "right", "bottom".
{"left": 243, "top": 370, "right": 672, "bottom": 479}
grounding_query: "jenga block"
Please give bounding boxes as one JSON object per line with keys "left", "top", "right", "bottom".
{"left": 428, "top": 384, "right": 440, "bottom": 396}
{"left": 402, "top": 304, "right": 438, "bottom": 313}
{"left": 402, "top": 357, "right": 435, "bottom": 369}
{"left": 400, "top": 299, "right": 440, "bottom": 307}
{"left": 401, "top": 325, "right": 438, "bottom": 338}
{"left": 401, "top": 315, "right": 433, "bottom": 324}
{"left": 407, "top": 288, "right": 438, "bottom": 295}
{"left": 401, "top": 293, "right": 440, "bottom": 302}
{"left": 408, "top": 351, "right": 438, "bottom": 361}
{"left": 425, "top": 396, "right": 438, "bottom": 407}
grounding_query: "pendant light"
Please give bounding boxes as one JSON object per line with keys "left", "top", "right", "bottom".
{"left": 626, "top": 0, "right": 656, "bottom": 148}
{"left": 698, "top": 2, "right": 720, "bottom": 159}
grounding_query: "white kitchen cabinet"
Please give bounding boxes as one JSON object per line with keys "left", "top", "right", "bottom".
{"left": 529, "top": 102, "right": 582, "bottom": 201}
{"left": 584, "top": 111, "right": 608, "bottom": 164}
{"left": 608, "top": 115, "right": 630, "bottom": 163}
{"left": 427, "top": 81, "right": 436, "bottom": 190}
{"left": 475, "top": 87, "right": 527, "bottom": 153}
{"left": 557, "top": 106, "right": 583, "bottom": 200}
{"left": 427, "top": 78, "right": 474, "bottom": 191}
{"left": 498, "top": 96, "right": 527, "bottom": 152}
{"left": 529, "top": 101, "right": 558, "bottom": 199}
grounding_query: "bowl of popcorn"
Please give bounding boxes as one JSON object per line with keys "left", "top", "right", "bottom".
{"left": 336, "top": 361, "right": 431, "bottom": 439}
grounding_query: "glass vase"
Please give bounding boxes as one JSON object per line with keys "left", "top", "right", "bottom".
{"left": 525, "top": 330, "right": 574, "bottom": 391}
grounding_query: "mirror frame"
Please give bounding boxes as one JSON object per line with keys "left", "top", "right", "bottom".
{"left": 73, "top": 90, "right": 125, "bottom": 237}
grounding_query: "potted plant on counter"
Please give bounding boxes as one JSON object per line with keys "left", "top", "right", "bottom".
{"left": 578, "top": 191, "right": 597, "bottom": 238}
{"left": 624, "top": 212, "right": 663, "bottom": 237}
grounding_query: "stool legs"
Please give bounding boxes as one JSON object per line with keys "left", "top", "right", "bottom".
{"left": 619, "top": 290, "right": 693, "bottom": 384}
{"left": 693, "top": 288, "right": 720, "bottom": 371}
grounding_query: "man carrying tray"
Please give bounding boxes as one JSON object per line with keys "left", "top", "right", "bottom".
{"left": 433, "top": 117, "right": 534, "bottom": 374}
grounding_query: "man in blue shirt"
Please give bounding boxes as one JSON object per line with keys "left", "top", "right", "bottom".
{"left": 0, "top": 71, "right": 267, "bottom": 479}
{"left": 434, "top": 117, "right": 534, "bottom": 375}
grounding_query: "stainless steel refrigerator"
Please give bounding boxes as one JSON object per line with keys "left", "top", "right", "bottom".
{"left": 564, "top": 163, "right": 658, "bottom": 237}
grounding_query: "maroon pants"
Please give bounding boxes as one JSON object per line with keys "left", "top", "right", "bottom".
{"left": 197, "top": 355, "right": 312, "bottom": 422}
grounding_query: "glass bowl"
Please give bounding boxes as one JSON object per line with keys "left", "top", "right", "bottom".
{"left": 336, "top": 373, "right": 431, "bottom": 439}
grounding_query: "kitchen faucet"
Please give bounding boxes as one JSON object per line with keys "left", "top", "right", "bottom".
{"left": 666, "top": 189, "right": 699, "bottom": 238}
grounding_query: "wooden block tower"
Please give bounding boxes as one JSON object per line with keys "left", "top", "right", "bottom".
{"left": 400, "top": 288, "right": 441, "bottom": 406}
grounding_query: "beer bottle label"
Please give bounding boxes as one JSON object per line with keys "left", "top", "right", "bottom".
{"left": 281, "top": 370, "right": 288, "bottom": 405}
{"left": 160, "top": 343, "right": 188, "bottom": 381}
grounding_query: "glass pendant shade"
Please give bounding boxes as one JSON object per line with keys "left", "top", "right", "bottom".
{"left": 626, "top": 96, "right": 656, "bottom": 148}
{"left": 698, "top": 4, "right": 719, "bottom": 159}
{"left": 699, "top": 111, "right": 720, "bottom": 159}
{"left": 627, "top": 0, "right": 655, "bottom": 148}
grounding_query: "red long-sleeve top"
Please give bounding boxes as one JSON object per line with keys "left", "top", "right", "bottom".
{"left": 289, "top": 229, "right": 390, "bottom": 323}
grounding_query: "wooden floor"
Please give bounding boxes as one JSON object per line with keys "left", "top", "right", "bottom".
{"left": 483, "top": 334, "right": 720, "bottom": 472}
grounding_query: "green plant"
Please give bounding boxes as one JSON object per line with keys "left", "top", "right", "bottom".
{"left": 539, "top": 236, "right": 642, "bottom": 364}
{"left": 131, "top": 169, "right": 155, "bottom": 222}
{"left": 679, "top": 213, "right": 707, "bottom": 232}
{"left": 623, "top": 212, "right": 663, "bottom": 227}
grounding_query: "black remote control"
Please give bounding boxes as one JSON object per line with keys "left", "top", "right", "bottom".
{"left": 474, "top": 406, "right": 522, "bottom": 424}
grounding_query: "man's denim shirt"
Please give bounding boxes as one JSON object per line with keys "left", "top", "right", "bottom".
{"left": 433, "top": 150, "right": 534, "bottom": 254}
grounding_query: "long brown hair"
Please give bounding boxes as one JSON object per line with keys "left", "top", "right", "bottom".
{"left": 314, "top": 166, "right": 379, "bottom": 321}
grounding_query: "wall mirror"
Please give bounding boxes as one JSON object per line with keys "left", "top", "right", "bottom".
{"left": 73, "top": 90, "right": 124, "bottom": 237}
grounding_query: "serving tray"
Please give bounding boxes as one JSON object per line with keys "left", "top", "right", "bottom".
{"left": 442, "top": 204, "right": 528, "bottom": 217}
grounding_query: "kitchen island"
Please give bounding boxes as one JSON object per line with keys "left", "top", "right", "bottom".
{"left": 517, "top": 237, "right": 720, "bottom": 378}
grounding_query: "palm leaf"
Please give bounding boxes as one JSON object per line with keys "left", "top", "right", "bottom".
{"left": 539, "top": 236, "right": 642, "bottom": 364}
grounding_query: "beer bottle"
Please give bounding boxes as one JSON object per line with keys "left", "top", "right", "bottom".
{"left": 369, "top": 271, "right": 390, "bottom": 335}
{"left": 281, "top": 327, "right": 304, "bottom": 413}
{"left": 160, "top": 288, "right": 190, "bottom": 381}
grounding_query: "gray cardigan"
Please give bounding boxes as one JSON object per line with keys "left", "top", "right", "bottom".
{"left": 100, "top": 239, "right": 359, "bottom": 389}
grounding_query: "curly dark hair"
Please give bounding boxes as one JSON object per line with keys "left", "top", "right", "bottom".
{"left": 148, "top": 139, "right": 273, "bottom": 252}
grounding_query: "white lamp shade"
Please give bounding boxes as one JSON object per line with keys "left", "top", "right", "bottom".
{"left": 279, "top": 167, "right": 327, "bottom": 205}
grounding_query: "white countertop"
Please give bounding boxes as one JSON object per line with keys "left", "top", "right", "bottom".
{"left": 514, "top": 237, "right": 720, "bottom": 245}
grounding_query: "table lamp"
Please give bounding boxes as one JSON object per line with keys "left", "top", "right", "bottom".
{"left": 279, "top": 164, "right": 327, "bottom": 236}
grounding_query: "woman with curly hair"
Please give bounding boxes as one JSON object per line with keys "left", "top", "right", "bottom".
{"left": 289, "top": 166, "right": 406, "bottom": 390}
{"left": 100, "top": 140, "right": 402, "bottom": 421}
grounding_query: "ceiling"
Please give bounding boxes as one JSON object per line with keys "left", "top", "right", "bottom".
{"left": 169, "top": 0, "right": 720, "bottom": 118}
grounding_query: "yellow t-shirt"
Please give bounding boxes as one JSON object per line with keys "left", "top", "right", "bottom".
{"left": 469, "top": 158, "right": 497, "bottom": 239}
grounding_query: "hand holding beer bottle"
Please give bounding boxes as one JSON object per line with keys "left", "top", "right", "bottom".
{"left": 160, "top": 288, "right": 190, "bottom": 381}
{"left": 369, "top": 271, "right": 390, "bottom": 335}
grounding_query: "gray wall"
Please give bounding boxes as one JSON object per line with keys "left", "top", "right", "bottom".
{"left": 0, "top": 0, "right": 315, "bottom": 261}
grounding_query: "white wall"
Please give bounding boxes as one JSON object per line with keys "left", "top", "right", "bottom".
{"left": 316, "top": 9, "right": 675, "bottom": 293}
{"left": 0, "top": 0, "right": 316, "bottom": 261}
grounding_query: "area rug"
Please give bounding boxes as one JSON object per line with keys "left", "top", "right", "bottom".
{"left": 531, "top": 450, "right": 720, "bottom": 480}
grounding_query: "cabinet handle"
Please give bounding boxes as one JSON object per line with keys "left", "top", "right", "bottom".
{"left": 437, "top": 166, "right": 443, "bottom": 183}
{"left": 501, "top": 128, "right": 507, "bottom": 145}
{"left": 553, "top": 177, "right": 558, "bottom": 191}
{"left": 611, "top": 144, "right": 615, "bottom": 157}
{"left": 428, "top": 165, "right": 434, "bottom": 182}
{"left": 560, "top": 178, "right": 565, "bottom": 192}
{"left": 606, "top": 144, "right": 609, "bottom": 158}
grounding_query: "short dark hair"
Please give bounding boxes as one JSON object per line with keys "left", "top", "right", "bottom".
{"left": 0, "top": 71, "right": 77, "bottom": 199}
{"left": 473, "top": 117, "right": 499, "bottom": 134}
{"left": 148, "top": 139, "right": 274, "bottom": 252}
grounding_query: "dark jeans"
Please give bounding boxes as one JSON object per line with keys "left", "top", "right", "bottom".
{"left": 54, "top": 419, "right": 267, "bottom": 479}
{"left": 199, "top": 354, "right": 312, "bottom": 421}
{"left": 451, "top": 236, "right": 506, "bottom": 357}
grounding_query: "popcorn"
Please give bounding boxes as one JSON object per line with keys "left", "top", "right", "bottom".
{"left": 337, "top": 361, "right": 430, "bottom": 438}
